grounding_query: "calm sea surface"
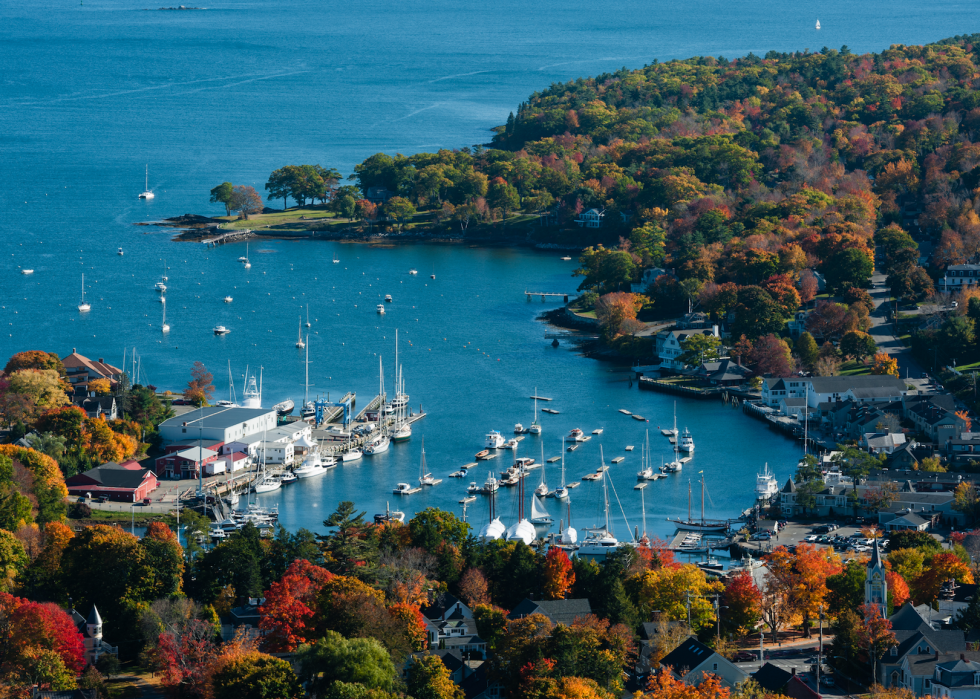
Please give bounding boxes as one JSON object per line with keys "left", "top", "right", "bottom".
{"left": 0, "top": 0, "right": 976, "bottom": 541}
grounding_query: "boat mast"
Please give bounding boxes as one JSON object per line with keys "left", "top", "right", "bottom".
{"left": 561, "top": 437, "right": 566, "bottom": 487}
{"left": 688, "top": 481, "right": 692, "bottom": 523}
{"left": 701, "top": 472, "right": 705, "bottom": 528}
{"left": 304, "top": 342, "right": 309, "bottom": 408}
{"left": 603, "top": 469, "right": 611, "bottom": 534}
{"left": 804, "top": 383, "right": 809, "bottom": 456}
{"left": 540, "top": 441, "right": 546, "bottom": 488}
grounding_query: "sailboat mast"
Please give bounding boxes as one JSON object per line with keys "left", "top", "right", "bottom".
{"left": 688, "top": 481, "right": 692, "bottom": 523}
{"left": 603, "top": 469, "right": 610, "bottom": 533}
{"left": 701, "top": 473, "right": 705, "bottom": 528}
{"left": 561, "top": 437, "right": 566, "bottom": 486}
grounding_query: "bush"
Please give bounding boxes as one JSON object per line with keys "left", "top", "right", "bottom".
{"left": 70, "top": 503, "right": 92, "bottom": 519}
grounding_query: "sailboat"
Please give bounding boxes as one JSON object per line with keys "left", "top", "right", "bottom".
{"left": 534, "top": 441, "right": 548, "bottom": 496}
{"left": 242, "top": 242, "right": 251, "bottom": 269}
{"left": 560, "top": 497, "right": 578, "bottom": 545}
{"left": 161, "top": 301, "right": 170, "bottom": 334}
{"left": 138, "top": 165, "right": 154, "bottom": 199}
{"left": 305, "top": 304, "right": 311, "bottom": 328}
{"left": 637, "top": 430, "right": 657, "bottom": 481}
{"left": 332, "top": 251, "right": 340, "bottom": 264}
{"left": 666, "top": 472, "right": 729, "bottom": 532}
{"left": 553, "top": 438, "right": 569, "bottom": 500}
{"left": 78, "top": 274, "right": 90, "bottom": 313}
{"left": 365, "top": 357, "right": 390, "bottom": 455}
{"left": 419, "top": 438, "right": 439, "bottom": 485}
{"left": 577, "top": 469, "right": 620, "bottom": 556}
{"left": 505, "top": 472, "right": 536, "bottom": 543}
{"left": 295, "top": 317, "right": 305, "bottom": 349}
{"left": 479, "top": 483, "right": 506, "bottom": 540}
{"left": 253, "top": 437, "right": 281, "bottom": 493}
{"left": 528, "top": 388, "right": 542, "bottom": 435}
{"left": 301, "top": 340, "right": 315, "bottom": 421}
{"left": 530, "top": 494, "right": 553, "bottom": 524}
{"left": 815, "top": 18, "right": 821, "bottom": 29}
{"left": 391, "top": 331, "right": 412, "bottom": 443}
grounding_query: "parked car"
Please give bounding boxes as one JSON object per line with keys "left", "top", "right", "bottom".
{"left": 733, "top": 651, "right": 757, "bottom": 662}
{"left": 96, "top": 496, "right": 108, "bottom": 503}
{"left": 804, "top": 535, "right": 818, "bottom": 542}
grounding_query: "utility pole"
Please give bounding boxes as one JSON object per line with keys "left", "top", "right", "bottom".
{"left": 817, "top": 603, "right": 824, "bottom": 689}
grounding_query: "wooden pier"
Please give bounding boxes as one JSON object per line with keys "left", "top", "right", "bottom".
{"left": 525, "top": 291, "right": 573, "bottom": 302}
{"left": 611, "top": 456, "right": 624, "bottom": 464}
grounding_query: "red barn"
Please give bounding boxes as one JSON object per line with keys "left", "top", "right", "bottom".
{"left": 66, "top": 461, "right": 158, "bottom": 503}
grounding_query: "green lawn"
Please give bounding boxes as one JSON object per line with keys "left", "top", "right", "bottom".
{"left": 838, "top": 360, "right": 872, "bottom": 377}
{"left": 955, "top": 361, "right": 980, "bottom": 372}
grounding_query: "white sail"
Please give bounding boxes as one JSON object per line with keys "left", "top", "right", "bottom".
{"left": 531, "top": 496, "right": 552, "bottom": 523}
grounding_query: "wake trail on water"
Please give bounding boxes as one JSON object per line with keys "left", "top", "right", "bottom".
{"left": 426, "top": 70, "right": 491, "bottom": 84}
{"left": 2, "top": 69, "right": 307, "bottom": 107}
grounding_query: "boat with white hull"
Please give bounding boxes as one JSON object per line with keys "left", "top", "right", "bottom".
{"left": 666, "top": 475, "right": 729, "bottom": 532}
{"left": 756, "top": 463, "right": 779, "bottom": 500}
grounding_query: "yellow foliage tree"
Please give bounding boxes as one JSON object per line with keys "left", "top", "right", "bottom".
{"left": 88, "top": 379, "right": 111, "bottom": 396}
{"left": 6, "top": 370, "right": 69, "bottom": 423}
{"left": 625, "top": 564, "right": 722, "bottom": 630}
{"left": 871, "top": 352, "right": 899, "bottom": 377}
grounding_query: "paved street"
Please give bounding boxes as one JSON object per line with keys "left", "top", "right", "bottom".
{"left": 868, "top": 270, "right": 928, "bottom": 388}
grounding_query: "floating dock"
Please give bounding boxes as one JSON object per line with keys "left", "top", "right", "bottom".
{"left": 618, "top": 409, "right": 631, "bottom": 415}
{"left": 394, "top": 486, "right": 422, "bottom": 495}
{"left": 582, "top": 473, "right": 601, "bottom": 481}
{"left": 660, "top": 429, "right": 675, "bottom": 437}
{"left": 611, "top": 456, "right": 624, "bottom": 464}
{"left": 542, "top": 408, "right": 559, "bottom": 414}
{"left": 477, "top": 453, "right": 497, "bottom": 461}
{"left": 625, "top": 446, "right": 634, "bottom": 451}
{"left": 567, "top": 444, "right": 579, "bottom": 452}
{"left": 422, "top": 479, "right": 443, "bottom": 486}
{"left": 461, "top": 462, "right": 477, "bottom": 470}
{"left": 547, "top": 456, "right": 561, "bottom": 463}
{"left": 632, "top": 415, "right": 646, "bottom": 421}
{"left": 459, "top": 496, "right": 476, "bottom": 504}
{"left": 530, "top": 395, "right": 553, "bottom": 401}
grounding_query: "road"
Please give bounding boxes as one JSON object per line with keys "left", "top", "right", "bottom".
{"left": 868, "top": 270, "right": 929, "bottom": 389}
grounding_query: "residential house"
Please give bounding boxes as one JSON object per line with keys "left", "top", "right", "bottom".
{"left": 753, "top": 664, "right": 820, "bottom": 699}
{"left": 898, "top": 652, "right": 980, "bottom": 697}
{"left": 879, "top": 603, "right": 968, "bottom": 691}
{"left": 946, "top": 434, "right": 980, "bottom": 468}
{"left": 939, "top": 264, "right": 980, "bottom": 292}
{"left": 788, "top": 310, "right": 812, "bottom": 338}
{"left": 656, "top": 328, "right": 720, "bottom": 372}
{"left": 66, "top": 605, "right": 117, "bottom": 666}
{"left": 676, "top": 312, "right": 711, "bottom": 330}
{"left": 761, "top": 375, "right": 908, "bottom": 409}
{"left": 366, "top": 187, "right": 393, "bottom": 204}
{"left": 863, "top": 432, "right": 908, "bottom": 455}
{"left": 221, "top": 597, "right": 265, "bottom": 642}
{"left": 62, "top": 349, "right": 123, "bottom": 394}
{"left": 72, "top": 395, "right": 118, "bottom": 420}
{"left": 657, "top": 636, "right": 748, "bottom": 689}
{"left": 66, "top": 461, "right": 158, "bottom": 503}
{"left": 907, "top": 403, "right": 966, "bottom": 443}
{"left": 692, "top": 359, "right": 753, "bottom": 386}
{"left": 632, "top": 267, "right": 674, "bottom": 293}
{"left": 778, "top": 396, "right": 809, "bottom": 419}
{"left": 575, "top": 208, "right": 605, "bottom": 229}
{"left": 507, "top": 598, "right": 593, "bottom": 627}
{"left": 158, "top": 407, "right": 277, "bottom": 446}
{"left": 421, "top": 594, "right": 486, "bottom": 659}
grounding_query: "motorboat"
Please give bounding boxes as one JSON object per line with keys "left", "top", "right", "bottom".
{"left": 514, "top": 423, "right": 524, "bottom": 434}
{"left": 209, "top": 527, "right": 227, "bottom": 540}
{"left": 393, "top": 482, "right": 414, "bottom": 495}
{"left": 501, "top": 438, "right": 519, "bottom": 450}
{"left": 377, "top": 304, "right": 385, "bottom": 314}
{"left": 224, "top": 296, "right": 233, "bottom": 303}
{"left": 374, "top": 503, "right": 405, "bottom": 524}
{"left": 385, "top": 294, "right": 392, "bottom": 302}
{"left": 138, "top": 165, "right": 155, "bottom": 199}
{"left": 213, "top": 325, "right": 231, "bottom": 336}
{"left": 342, "top": 449, "right": 362, "bottom": 463}
{"left": 78, "top": 274, "right": 90, "bottom": 313}
{"left": 154, "top": 282, "right": 167, "bottom": 292}
{"left": 409, "top": 269, "right": 418, "bottom": 275}
{"left": 678, "top": 428, "right": 695, "bottom": 453}
{"left": 567, "top": 428, "right": 587, "bottom": 442}
{"left": 756, "top": 463, "right": 779, "bottom": 500}
{"left": 294, "top": 452, "right": 329, "bottom": 479}
{"left": 274, "top": 399, "right": 295, "bottom": 416}
{"left": 301, "top": 401, "right": 315, "bottom": 421}
{"left": 279, "top": 472, "right": 297, "bottom": 485}
{"left": 215, "top": 400, "right": 235, "bottom": 407}
{"left": 20, "top": 269, "right": 33, "bottom": 275}
{"left": 117, "top": 247, "right": 124, "bottom": 256}
{"left": 475, "top": 449, "right": 490, "bottom": 460}
{"left": 467, "top": 482, "right": 480, "bottom": 494}
{"left": 514, "top": 457, "right": 535, "bottom": 470}
{"left": 449, "top": 471, "right": 465, "bottom": 478}
{"left": 482, "top": 472, "right": 499, "bottom": 493}
{"left": 485, "top": 431, "right": 506, "bottom": 449}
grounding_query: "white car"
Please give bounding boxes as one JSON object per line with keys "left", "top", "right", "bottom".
{"left": 804, "top": 535, "right": 818, "bottom": 542}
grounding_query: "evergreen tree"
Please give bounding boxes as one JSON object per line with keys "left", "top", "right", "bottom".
{"left": 319, "top": 501, "right": 377, "bottom": 578}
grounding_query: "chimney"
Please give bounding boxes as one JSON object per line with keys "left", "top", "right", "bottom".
{"left": 98, "top": 358, "right": 104, "bottom": 363}
{"left": 791, "top": 668, "right": 796, "bottom": 676}
{"left": 72, "top": 348, "right": 76, "bottom": 353}
{"left": 963, "top": 653, "right": 967, "bottom": 661}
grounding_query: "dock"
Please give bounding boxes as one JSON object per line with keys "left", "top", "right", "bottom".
{"left": 582, "top": 473, "right": 601, "bottom": 481}
{"left": 477, "top": 453, "right": 497, "bottom": 461}
{"left": 632, "top": 415, "right": 646, "bottom": 421}
{"left": 461, "top": 462, "right": 478, "bottom": 470}
{"left": 625, "top": 446, "right": 634, "bottom": 451}
{"left": 459, "top": 496, "right": 476, "bottom": 504}
{"left": 525, "top": 291, "right": 572, "bottom": 302}
{"left": 660, "top": 429, "right": 675, "bottom": 437}
{"left": 530, "top": 395, "right": 553, "bottom": 401}
{"left": 422, "top": 479, "right": 443, "bottom": 486}
{"left": 541, "top": 408, "right": 559, "bottom": 414}
{"left": 567, "top": 444, "right": 579, "bottom": 452}
{"left": 394, "top": 486, "right": 422, "bottom": 495}
{"left": 547, "top": 456, "right": 561, "bottom": 463}
{"left": 611, "top": 456, "right": 624, "bottom": 464}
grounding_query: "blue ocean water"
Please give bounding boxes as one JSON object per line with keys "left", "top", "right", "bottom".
{"left": 0, "top": 0, "right": 976, "bottom": 540}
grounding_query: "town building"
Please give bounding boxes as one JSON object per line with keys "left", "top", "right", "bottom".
{"left": 632, "top": 267, "right": 673, "bottom": 293}
{"left": 866, "top": 539, "right": 887, "bottom": 617}
{"left": 154, "top": 443, "right": 221, "bottom": 480}
{"left": 65, "top": 461, "right": 158, "bottom": 502}
{"left": 158, "top": 407, "right": 276, "bottom": 445}
{"left": 62, "top": 350, "right": 123, "bottom": 394}
{"left": 507, "top": 598, "right": 593, "bottom": 627}
{"left": 656, "top": 328, "right": 720, "bottom": 372}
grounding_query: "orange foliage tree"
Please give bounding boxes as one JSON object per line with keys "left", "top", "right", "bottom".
{"left": 886, "top": 570, "right": 910, "bottom": 609}
{"left": 388, "top": 602, "right": 428, "bottom": 652}
{"left": 543, "top": 547, "right": 575, "bottom": 600}
{"left": 640, "top": 665, "right": 730, "bottom": 699}
{"left": 872, "top": 352, "right": 899, "bottom": 377}
{"left": 766, "top": 544, "right": 843, "bottom": 637}
{"left": 913, "top": 553, "right": 975, "bottom": 605}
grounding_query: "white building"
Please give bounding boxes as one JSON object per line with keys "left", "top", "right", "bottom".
{"left": 761, "top": 375, "right": 908, "bottom": 408}
{"left": 939, "top": 264, "right": 980, "bottom": 291}
{"left": 268, "top": 420, "right": 312, "bottom": 444}
{"left": 631, "top": 267, "right": 673, "bottom": 293}
{"left": 574, "top": 208, "right": 605, "bottom": 229}
{"left": 158, "top": 407, "right": 277, "bottom": 445}
{"left": 656, "top": 327, "right": 720, "bottom": 371}
{"left": 257, "top": 441, "right": 294, "bottom": 466}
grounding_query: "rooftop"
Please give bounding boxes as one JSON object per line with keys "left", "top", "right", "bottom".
{"left": 66, "top": 462, "right": 154, "bottom": 489}
{"left": 159, "top": 407, "right": 274, "bottom": 431}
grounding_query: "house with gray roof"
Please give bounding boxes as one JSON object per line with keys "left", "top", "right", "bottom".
{"left": 897, "top": 651, "right": 980, "bottom": 697}
{"left": 658, "top": 636, "right": 747, "bottom": 689}
{"left": 863, "top": 432, "right": 908, "bottom": 454}
{"left": 507, "top": 598, "right": 593, "bottom": 627}
{"left": 907, "top": 402, "right": 966, "bottom": 444}
{"left": 879, "top": 603, "right": 968, "bottom": 691}
{"left": 762, "top": 375, "right": 908, "bottom": 408}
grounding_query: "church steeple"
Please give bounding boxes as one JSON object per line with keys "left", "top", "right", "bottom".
{"left": 865, "top": 538, "right": 887, "bottom": 616}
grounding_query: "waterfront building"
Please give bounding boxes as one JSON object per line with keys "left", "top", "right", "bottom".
{"left": 155, "top": 442, "right": 220, "bottom": 480}
{"left": 65, "top": 461, "right": 158, "bottom": 502}
{"left": 62, "top": 349, "right": 123, "bottom": 394}
{"left": 158, "top": 407, "right": 276, "bottom": 445}
{"left": 656, "top": 327, "right": 720, "bottom": 371}
{"left": 574, "top": 207, "right": 605, "bottom": 228}
{"left": 256, "top": 441, "right": 294, "bottom": 466}
{"left": 761, "top": 375, "right": 907, "bottom": 409}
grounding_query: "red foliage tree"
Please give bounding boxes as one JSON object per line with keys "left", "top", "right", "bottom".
{"left": 806, "top": 300, "right": 850, "bottom": 340}
{"left": 388, "top": 602, "right": 428, "bottom": 652}
{"left": 750, "top": 334, "right": 794, "bottom": 377}
{"left": 259, "top": 560, "right": 334, "bottom": 652}
{"left": 799, "top": 269, "right": 820, "bottom": 304}
{"left": 886, "top": 570, "right": 910, "bottom": 609}
{"left": 0, "top": 592, "right": 85, "bottom": 681}
{"left": 722, "top": 571, "right": 762, "bottom": 635}
{"left": 152, "top": 618, "right": 218, "bottom": 696}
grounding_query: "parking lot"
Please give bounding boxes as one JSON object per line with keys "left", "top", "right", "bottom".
{"left": 739, "top": 519, "right": 893, "bottom": 556}
{"left": 734, "top": 648, "right": 850, "bottom": 698}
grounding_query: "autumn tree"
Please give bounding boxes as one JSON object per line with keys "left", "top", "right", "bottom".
{"left": 765, "top": 544, "right": 843, "bottom": 638}
{"left": 542, "top": 547, "right": 575, "bottom": 600}
{"left": 229, "top": 185, "right": 264, "bottom": 219}
{"left": 0, "top": 593, "right": 86, "bottom": 694}
{"left": 6, "top": 370, "right": 69, "bottom": 425}
{"left": 594, "top": 292, "right": 644, "bottom": 340}
{"left": 722, "top": 571, "right": 762, "bottom": 638}
{"left": 296, "top": 631, "right": 396, "bottom": 697}
{"left": 210, "top": 651, "right": 302, "bottom": 699}
{"left": 259, "top": 559, "right": 334, "bottom": 652}
{"left": 458, "top": 568, "right": 490, "bottom": 607}
{"left": 87, "top": 378, "right": 111, "bottom": 396}
{"left": 626, "top": 563, "right": 722, "bottom": 632}
{"left": 800, "top": 270, "right": 820, "bottom": 304}
{"left": 407, "top": 654, "right": 465, "bottom": 699}
{"left": 4, "top": 351, "right": 65, "bottom": 376}
{"left": 840, "top": 331, "right": 878, "bottom": 362}
{"left": 857, "top": 603, "right": 897, "bottom": 685}
{"left": 749, "top": 334, "right": 793, "bottom": 377}
{"left": 638, "top": 665, "right": 730, "bottom": 699}
{"left": 872, "top": 352, "right": 899, "bottom": 377}
{"left": 184, "top": 361, "right": 215, "bottom": 406}
{"left": 913, "top": 553, "right": 975, "bottom": 604}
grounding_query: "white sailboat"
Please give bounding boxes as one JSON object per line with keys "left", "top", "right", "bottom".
{"left": 529, "top": 388, "right": 542, "bottom": 434}
{"left": 390, "top": 330, "right": 412, "bottom": 443}
{"left": 253, "top": 438, "right": 281, "bottom": 493}
{"left": 242, "top": 242, "right": 251, "bottom": 269}
{"left": 138, "top": 165, "right": 154, "bottom": 199}
{"left": 665, "top": 407, "right": 683, "bottom": 472}
{"left": 637, "top": 430, "right": 656, "bottom": 480}
{"left": 479, "top": 477, "right": 505, "bottom": 540}
{"left": 419, "top": 437, "right": 439, "bottom": 486}
{"left": 534, "top": 441, "right": 548, "bottom": 497}
{"left": 505, "top": 472, "right": 536, "bottom": 544}
{"left": 577, "top": 469, "right": 620, "bottom": 557}
{"left": 560, "top": 498, "right": 578, "bottom": 545}
{"left": 78, "top": 274, "right": 90, "bottom": 313}
{"left": 365, "top": 357, "right": 390, "bottom": 455}
{"left": 530, "top": 495, "right": 553, "bottom": 524}
{"left": 815, "top": 18, "right": 821, "bottom": 29}
{"left": 553, "top": 438, "right": 569, "bottom": 500}
{"left": 295, "top": 318, "right": 305, "bottom": 349}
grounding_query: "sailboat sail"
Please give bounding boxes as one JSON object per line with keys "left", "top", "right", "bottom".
{"left": 531, "top": 495, "right": 551, "bottom": 522}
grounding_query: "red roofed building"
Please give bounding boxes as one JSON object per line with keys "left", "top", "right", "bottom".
{"left": 62, "top": 349, "right": 123, "bottom": 394}
{"left": 66, "top": 461, "right": 158, "bottom": 502}
{"left": 155, "top": 440, "right": 223, "bottom": 479}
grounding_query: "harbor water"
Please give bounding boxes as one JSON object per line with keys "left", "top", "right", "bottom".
{"left": 2, "top": 0, "right": 976, "bottom": 540}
